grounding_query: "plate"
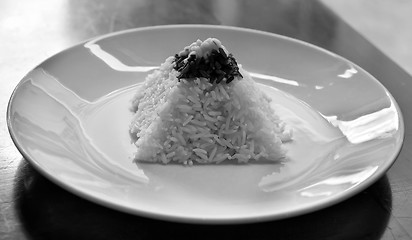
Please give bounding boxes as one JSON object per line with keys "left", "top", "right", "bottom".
{"left": 7, "top": 25, "right": 404, "bottom": 223}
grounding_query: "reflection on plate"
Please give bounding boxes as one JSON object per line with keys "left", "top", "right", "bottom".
{"left": 7, "top": 25, "right": 404, "bottom": 224}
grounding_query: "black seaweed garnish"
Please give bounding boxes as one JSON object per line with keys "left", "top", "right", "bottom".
{"left": 173, "top": 47, "right": 243, "bottom": 84}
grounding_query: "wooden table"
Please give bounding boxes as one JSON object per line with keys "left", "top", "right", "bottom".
{"left": 1, "top": 1, "right": 411, "bottom": 239}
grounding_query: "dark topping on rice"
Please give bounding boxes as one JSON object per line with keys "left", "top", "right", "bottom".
{"left": 173, "top": 40, "right": 243, "bottom": 84}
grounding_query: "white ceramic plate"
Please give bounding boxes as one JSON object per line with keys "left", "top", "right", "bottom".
{"left": 7, "top": 25, "right": 404, "bottom": 224}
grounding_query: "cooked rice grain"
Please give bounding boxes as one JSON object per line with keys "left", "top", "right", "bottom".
{"left": 129, "top": 56, "right": 291, "bottom": 165}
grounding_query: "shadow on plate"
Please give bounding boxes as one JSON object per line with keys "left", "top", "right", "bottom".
{"left": 13, "top": 159, "right": 391, "bottom": 240}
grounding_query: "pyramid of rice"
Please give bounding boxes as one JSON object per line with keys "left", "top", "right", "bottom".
{"left": 129, "top": 38, "right": 292, "bottom": 165}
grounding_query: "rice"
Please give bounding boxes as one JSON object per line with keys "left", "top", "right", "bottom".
{"left": 129, "top": 38, "right": 292, "bottom": 165}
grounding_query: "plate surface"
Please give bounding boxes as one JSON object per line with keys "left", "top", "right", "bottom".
{"left": 7, "top": 25, "right": 404, "bottom": 223}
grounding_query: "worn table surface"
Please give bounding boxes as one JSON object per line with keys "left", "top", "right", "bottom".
{"left": 1, "top": 1, "right": 411, "bottom": 239}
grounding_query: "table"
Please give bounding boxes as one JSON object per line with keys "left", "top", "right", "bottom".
{"left": 1, "top": 1, "right": 411, "bottom": 239}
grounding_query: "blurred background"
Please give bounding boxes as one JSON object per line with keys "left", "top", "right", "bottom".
{"left": 1, "top": 0, "right": 411, "bottom": 75}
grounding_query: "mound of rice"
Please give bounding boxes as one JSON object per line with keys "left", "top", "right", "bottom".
{"left": 129, "top": 38, "right": 292, "bottom": 165}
